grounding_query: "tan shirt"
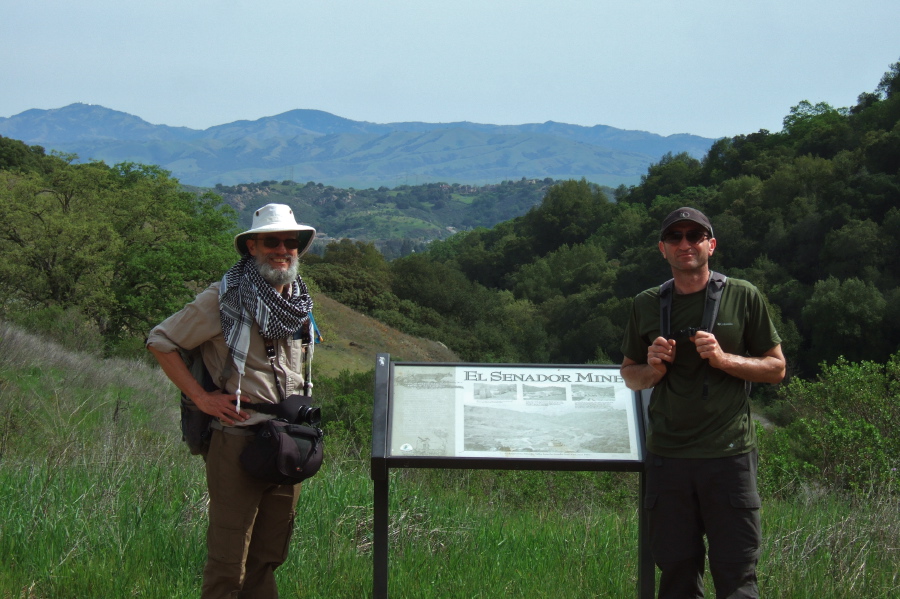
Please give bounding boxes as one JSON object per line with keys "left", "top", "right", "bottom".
{"left": 146, "top": 282, "right": 309, "bottom": 427}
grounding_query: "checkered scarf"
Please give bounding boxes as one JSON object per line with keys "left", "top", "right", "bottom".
{"left": 219, "top": 255, "right": 313, "bottom": 381}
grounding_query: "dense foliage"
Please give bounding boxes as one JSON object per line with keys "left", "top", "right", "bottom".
{"left": 0, "top": 140, "right": 240, "bottom": 353}
{"left": 308, "top": 60, "right": 900, "bottom": 381}
{"left": 759, "top": 350, "right": 900, "bottom": 496}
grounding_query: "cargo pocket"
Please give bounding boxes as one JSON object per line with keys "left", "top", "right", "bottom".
{"left": 278, "top": 512, "right": 297, "bottom": 565}
{"left": 729, "top": 491, "right": 761, "bottom": 510}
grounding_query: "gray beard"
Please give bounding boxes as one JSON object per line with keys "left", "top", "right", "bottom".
{"left": 255, "top": 255, "right": 299, "bottom": 288}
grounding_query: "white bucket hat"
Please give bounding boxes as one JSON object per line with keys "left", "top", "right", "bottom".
{"left": 234, "top": 203, "right": 317, "bottom": 256}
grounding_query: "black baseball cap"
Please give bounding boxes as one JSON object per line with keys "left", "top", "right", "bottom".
{"left": 660, "top": 207, "right": 714, "bottom": 239}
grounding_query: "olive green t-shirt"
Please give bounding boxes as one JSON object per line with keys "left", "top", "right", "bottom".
{"left": 621, "top": 277, "right": 781, "bottom": 458}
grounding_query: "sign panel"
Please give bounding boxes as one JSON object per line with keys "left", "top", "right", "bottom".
{"left": 388, "top": 363, "right": 641, "bottom": 462}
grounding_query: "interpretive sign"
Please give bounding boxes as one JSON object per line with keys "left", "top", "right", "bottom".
{"left": 371, "top": 355, "right": 654, "bottom": 599}
{"left": 388, "top": 363, "right": 641, "bottom": 463}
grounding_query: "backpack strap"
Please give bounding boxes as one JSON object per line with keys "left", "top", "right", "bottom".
{"left": 659, "top": 272, "right": 727, "bottom": 338}
{"left": 701, "top": 271, "right": 727, "bottom": 334}
{"left": 658, "top": 271, "right": 728, "bottom": 400}
{"left": 700, "top": 272, "right": 726, "bottom": 400}
{"left": 659, "top": 278, "right": 675, "bottom": 340}
{"left": 294, "top": 316, "right": 315, "bottom": 396}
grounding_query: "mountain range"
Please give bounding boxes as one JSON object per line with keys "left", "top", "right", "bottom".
{"left": 0, "top": 103, "right": 716, "bottom": 188}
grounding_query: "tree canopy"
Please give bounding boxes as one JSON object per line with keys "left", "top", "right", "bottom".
{"left": 0, "top": 138, "right": 239, "bottom": 351}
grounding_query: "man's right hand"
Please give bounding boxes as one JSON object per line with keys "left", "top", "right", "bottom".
{"left": 647, "top": 336, "right": 676, "bottom": 375}
{"left": 621, "top": 337, "right": 675, "bottom": 391}
{"left": 148, "top": 346, "right": 250, "bottom": 426}
{"left": 193, "top": 391, "right": 249, "bottom": 426}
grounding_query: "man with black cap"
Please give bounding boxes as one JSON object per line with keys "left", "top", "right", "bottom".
{"left": 620, "top": 207, "right": 785, "bottom": 598}
{"left": 147, "top": 203, "right": 317, "bottom": 598}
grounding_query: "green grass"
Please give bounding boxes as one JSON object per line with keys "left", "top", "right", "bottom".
{"left": 0, "top": 453, "right": 207, "bottom": 598}
{"left": 1, "top": 321, "right": 899, "bottom": 598}
{"left": 757, "top": 496, "right": 900, "bottom": 597}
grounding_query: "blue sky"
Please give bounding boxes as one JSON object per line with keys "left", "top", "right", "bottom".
{"left": 2, "top": 0, "right": 897, "bottom": 139}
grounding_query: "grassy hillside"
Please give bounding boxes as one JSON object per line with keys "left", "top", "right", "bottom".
{"left": 311, "top": 293, "right": 458, "bottom": 377}
{"left": 1, "top": 319, "right": 898, "bottom": 597}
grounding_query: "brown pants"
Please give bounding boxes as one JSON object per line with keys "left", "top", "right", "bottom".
{"left": 644, "top": 450, "right": 761, "bottom": 599}
{"left": 201, "top": 429, "right": 301, "bottom": 599}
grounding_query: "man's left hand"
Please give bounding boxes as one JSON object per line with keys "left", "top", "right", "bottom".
{"left": 691, "top": 331, "right": 787, "bottom": 384}
{"left": 691, "top": 331, "right": 727, "bottom": 368}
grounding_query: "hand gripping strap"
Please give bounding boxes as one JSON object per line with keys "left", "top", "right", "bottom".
{"left": 658, "top": 272, "right": 728, "bottom": 400}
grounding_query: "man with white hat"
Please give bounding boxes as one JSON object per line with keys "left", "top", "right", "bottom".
{"left": 147, "top": 203, "right": 316, "bottom": 598}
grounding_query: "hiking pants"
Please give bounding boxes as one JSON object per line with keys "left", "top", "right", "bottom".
{"left": 201, "top": 428, "right": 301, "bottom": 599}
{"left": 644, "top": 450, "right": 761, "bottom": 599}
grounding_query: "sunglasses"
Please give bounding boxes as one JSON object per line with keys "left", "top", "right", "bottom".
{"left": 254, "top": 236, "right": 302, "bottom": 250}
{"left": 661, "top": 230, "right": 709, "bottom": 245}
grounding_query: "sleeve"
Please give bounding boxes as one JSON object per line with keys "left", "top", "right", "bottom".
{"left": 745, "top": 286, "right": 782, "bottom": 356}
{"left": 620, "top": 293, "right": 654, "bottom": 363}
{"left": 146, "top": 284, "right": 222, "bottom": 354}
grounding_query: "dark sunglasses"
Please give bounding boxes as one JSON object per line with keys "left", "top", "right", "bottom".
{"left": 661, "top": 230, "right": 709, "bottom": 245}
{"left": 254, "top": 236, "right": 301, "bottom": 250}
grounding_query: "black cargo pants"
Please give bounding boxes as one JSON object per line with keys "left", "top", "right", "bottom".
{"left": 644, "top": 450, "right": 762, "bottom": 599}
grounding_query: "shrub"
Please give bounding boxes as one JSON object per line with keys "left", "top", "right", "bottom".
{"left": 314, "top": 368, "right": 375, "bottom": 452}
{"left": 761, "top": 351, "right": 900, "bottom": 496}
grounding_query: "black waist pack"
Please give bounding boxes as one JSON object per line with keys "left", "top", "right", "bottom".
{"left": 239, "top": 418, "right": 324, "bottom": 485}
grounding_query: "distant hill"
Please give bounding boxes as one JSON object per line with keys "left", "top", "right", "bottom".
{"left": 211, "top": 176, "right": 576, "bottom": 248}
{"left": 0, "top": 103, "right": 715, "bottom": 188}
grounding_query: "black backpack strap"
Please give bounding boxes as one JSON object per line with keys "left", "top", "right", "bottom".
{"left": 659, "top": 278, "right": 675, "bottom": 339}
{"left": 701, "top": 272, "right": 727, "bottom": 400}
{"left": 701, "top": 272, "right": 727, "bottom": 333}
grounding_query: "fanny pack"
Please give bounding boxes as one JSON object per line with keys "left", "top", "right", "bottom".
{"left": 238, "top": 394, "right": 324, "bottom": 485}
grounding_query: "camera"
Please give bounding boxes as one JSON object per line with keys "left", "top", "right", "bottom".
{"left": 295, "top": 404, "right": 322, "bottom": 427}
{"left": 245, "top": 395, "right": 322, "bottom": 427}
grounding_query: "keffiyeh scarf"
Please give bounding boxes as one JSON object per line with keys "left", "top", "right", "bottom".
{"left": 219, "top": 255, "right": 313, "bottom": 387}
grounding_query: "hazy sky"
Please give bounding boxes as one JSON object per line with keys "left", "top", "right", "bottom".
{"left": 2, "top": 0, "right": 897, "bottom": 139}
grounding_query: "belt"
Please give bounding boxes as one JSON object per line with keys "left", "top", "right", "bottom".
{"left": 210, "top": 420, "right": 259, "bottom": 436}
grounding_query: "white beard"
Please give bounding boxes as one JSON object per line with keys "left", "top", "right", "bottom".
{"left": 255, "top": 254, "right": 299, "bottom": 287}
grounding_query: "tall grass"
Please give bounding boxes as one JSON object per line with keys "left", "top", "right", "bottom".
{"left": 1, "top": 321, "right": 898, "bottom": 598}
{"left": 759, "top": 496, "right": 900, "bottom": 597}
